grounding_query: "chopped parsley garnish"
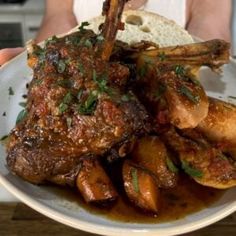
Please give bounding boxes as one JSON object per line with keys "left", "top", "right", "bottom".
{"left": 84, "top": 39, "right": 93, "bottom": 48}
{"left": 66, "top": 117, "right": 72, "bottom": 129}
{"left": 131, "top": 168, "right": 139, "bottom": 193}
{"left": 16, "top": 109, "right": 28, "bottom": 124}
{"left": 57, "top": 60, "right": 66, "bottom": 73}
{"left": 155, "top": 84, "right": 166, "bottom": 100}
{"left": 96, "top": 35, "right": 104, "bottom": 42}
{"left": 158, "top": 52, "right": 166, "bottom": 61}
{"left": 228, "top": 96, "right": 236, "bottom": 100}
{"left": 175, "top": 65, "right": 200, "bottom": 86}
{"left": 181, "top": 160, "right": 203, "bottom": 178}
{"left": 92, "top": 70, "right": 110, "bottom": 93}
{"left": 45, "top": 35, "right": 58, "bottom": 46}
{"left": 175, "top": 65, "right": 186, "bottom": 76}
{"left": 66, "top": 35, "right": 81, "bottom": 46}
{"left": 33, "top": 47, "right": 46, "bottom": 66}
{"left": 179, "top": 86, "right": 200, "bottom": 104}
{"left": 63, "top": 92, "right": 73, "bottom": 104}
{"left": 19, "top": 102, "right": 27, "bottom": 108}
{"left": 77, "top": 88, "right": 83, "bottom": 100}
{"left": 0, "top": 135, "right": 8, "bottom": 141}
{"left": 77, "top": 91, "right": 98, "bottom": 115}
{"left": 58, "top": 103, "right": 68, "bottom": 114}
{"left": 166, "top": 157, "right": 178, "bottom": 173}
{"left": 58, "top": 92, "right": 73, "bottom": 114}
{"left": 78, "top": 21, "right": 90, "bottom": 32}
{"left": 8, "top": 87, "right": 14, "bottom": 96}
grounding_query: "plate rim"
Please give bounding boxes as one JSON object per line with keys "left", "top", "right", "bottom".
{"left": 0, "top": 174, "right": 236, "bottom": 236}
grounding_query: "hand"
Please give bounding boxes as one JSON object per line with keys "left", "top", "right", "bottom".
{"left": 0, "top": 48, "right": 24, "bottom": 66}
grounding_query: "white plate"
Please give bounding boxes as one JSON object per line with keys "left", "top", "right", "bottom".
{"left": 0, "top": 52, "right": 236, "bottom": 236}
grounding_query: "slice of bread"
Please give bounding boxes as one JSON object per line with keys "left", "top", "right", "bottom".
{"left": 86, "top": 10, "right": 194, "bottom": 47}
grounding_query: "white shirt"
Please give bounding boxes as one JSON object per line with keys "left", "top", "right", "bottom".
{"left": 73, "top": 0, "right": 187, "bottom": 28}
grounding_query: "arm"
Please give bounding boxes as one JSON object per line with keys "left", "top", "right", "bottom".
{"left": 36, "top": 0, "right": 78, "bottom": 42}
{"left": 0, "top": 48, "right": 24, "bottom": 65}
{"left": 186, "top": 0, "right": 232, "bottom": 42}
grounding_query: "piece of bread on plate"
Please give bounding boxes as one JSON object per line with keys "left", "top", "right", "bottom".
{"left": 64, "top": 10, "right": 194, "bottom": 47}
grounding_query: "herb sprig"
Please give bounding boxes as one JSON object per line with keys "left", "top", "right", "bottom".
{"left": 179, "top": 86, "right": 200, "bottom": 104}
{"left": 131, "top": 168, "right": 139, "bottom": 193}
{"left": 58, "top": 92, "right": 73, "bottom": 114}
{"left": 57, "top": 60, "right": 67, "bottom": 73}
{"left": 45, "top": 35, "right": 58, "bottom": 46}
{"left": 0, "top": 135, "right": 8, "bottom": 141}
{"left": 33, "top": 47, "right": 46, "bottom": 67}
{"left": 19, "top": 102, "right": 27, "bottom": 108}
{"left": 166, "top": 157, "right": 178, "bottom": 173}
{"left": 181, "top": 160, "right": 203, "bottom": 178}
{"left": 78, "top": 21, "right": 90, "bottom": 32}
{"left": 77, "top": 91, "right": 98, "bottom": 115}
{"left": 92, "top": 70, "right": 111, "bottom": 94}
{"left": 8, "top": 87, "right": 14, "bottom": 96}
{"left": 16, "top": 109, "right": 28, "bottom": 124}
{"left": 158, "top": 52, "right": 166, "bottom": 61}
{"left": 175, "top": 65, "right": 185, "bottom": 76}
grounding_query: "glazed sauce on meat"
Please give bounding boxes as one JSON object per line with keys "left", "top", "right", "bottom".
{"left": 48, "top": 174, "right": 224, "bottom": 223}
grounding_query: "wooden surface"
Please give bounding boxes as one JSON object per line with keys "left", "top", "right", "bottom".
{"left": 0, "top": 203, "right": 235, "bottom": 236}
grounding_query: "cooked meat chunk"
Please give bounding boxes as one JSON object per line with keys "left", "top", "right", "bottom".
{"left": 162, "top": 127, "right": 236, "bottom": 189}
{"left": 197, "top": 97, "right": 236, "bottom": 159}
{"left": 7, "top": 29, "right": 149, "bottom": 186}
{"left": 133, "top": 39, "right": 229, "bottom": 129}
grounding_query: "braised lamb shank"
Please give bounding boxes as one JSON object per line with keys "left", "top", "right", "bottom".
{"left": 7, "top": 0, "right": 149, "bottom": 202}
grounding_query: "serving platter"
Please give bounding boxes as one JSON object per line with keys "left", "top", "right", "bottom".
{"left": 0, "top": 50, "right": 236, "bottom": 236}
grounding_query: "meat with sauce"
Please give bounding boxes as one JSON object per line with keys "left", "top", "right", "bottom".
{"left": 6, "top": 0, "right": 150, "bottom": 202}
{"left": 5, "top": 0, "right": 235, "bottom": 213}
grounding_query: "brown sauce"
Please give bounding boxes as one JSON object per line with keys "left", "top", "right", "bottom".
{"left": 47, "top": 174, "right": 224, "bottom": 223}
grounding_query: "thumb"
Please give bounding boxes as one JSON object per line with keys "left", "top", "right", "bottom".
{"left": 0, "top": 48, "right": 24, "bottom": 66}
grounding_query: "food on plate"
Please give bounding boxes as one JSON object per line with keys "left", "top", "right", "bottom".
{"left": 197, "top": 97, "right": 236, "bottom": 160}
{"left": 123, "top": 160, "right": 160, "bottom": 213}
{"left": 162, "top": 127, "right": 236, "bottom": 189}
{"left": 5, "top": 0, "right": 236, "bottom": 218}
{"left": 76, "top": 158, "right": 118, "bottom": 204}
{"left": 131, "top": 136, "right": 178, "bottom": 189}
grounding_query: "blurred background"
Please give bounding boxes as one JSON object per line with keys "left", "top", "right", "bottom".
{"left": 0, "top": 0, "right": 235, "bottom": 56}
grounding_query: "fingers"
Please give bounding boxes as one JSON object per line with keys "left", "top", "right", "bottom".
{"left": 0, "top": 48, "right": 24, "bottom": 66}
